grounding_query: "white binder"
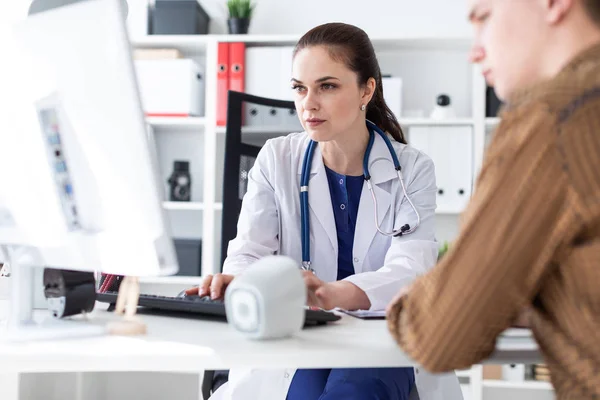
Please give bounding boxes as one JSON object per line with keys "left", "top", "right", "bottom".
{"left": 382, "top": 76, "right": 403, "bottom": 119}
{"left": 408, "top": 126, "right": 473, "bottom": 213}
{"left": 135, "top": 59, "right": 205, "bottom": 116}
{"left": 245, "top": 46, "right": 296, "bottom": 127}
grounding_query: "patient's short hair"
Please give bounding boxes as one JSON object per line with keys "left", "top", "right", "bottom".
{"left": 583, "top": 0, "right": 600, "bottom": 25}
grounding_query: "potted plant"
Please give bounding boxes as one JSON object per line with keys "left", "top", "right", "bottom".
{"left": 226, "top": 0, "right": 255, "bottom": 34}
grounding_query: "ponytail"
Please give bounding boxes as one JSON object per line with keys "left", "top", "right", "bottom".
{"left": 366, "top": 69, "right": 406, "bottom": 144}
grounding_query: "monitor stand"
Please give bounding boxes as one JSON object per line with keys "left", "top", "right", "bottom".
{"left": 0, "top": 244, "right": 105, "bottom": 342}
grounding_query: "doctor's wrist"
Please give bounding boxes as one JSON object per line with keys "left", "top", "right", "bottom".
{"left": 326, "top": 281, "right": 371, "bottom": 311}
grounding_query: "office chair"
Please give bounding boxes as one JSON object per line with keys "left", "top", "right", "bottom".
{"left": 202, "top": 90, "right": 300, "bottom": 400}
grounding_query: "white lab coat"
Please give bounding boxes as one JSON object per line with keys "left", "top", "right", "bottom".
{"left": 211, "top": 131, "right": 463, "bottom": 400}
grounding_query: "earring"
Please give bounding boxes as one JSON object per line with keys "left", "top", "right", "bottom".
{"left": 361, "top": 104, "right": 366, "bottom": 111}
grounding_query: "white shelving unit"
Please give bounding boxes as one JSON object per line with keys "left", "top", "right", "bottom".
{"left": 132, "top": 33, "right": 490, "bottom": 278}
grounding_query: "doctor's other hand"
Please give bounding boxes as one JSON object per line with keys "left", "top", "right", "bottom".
{"left": 184, "top": 273, "right": 235, "bottom": 300}
{"left": 302, "top": 271, "right": 370, "bottom": 311}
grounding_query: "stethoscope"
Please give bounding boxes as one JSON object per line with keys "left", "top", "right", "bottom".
{"left": 300, "top": 120, "right": 421, "bottom": 272}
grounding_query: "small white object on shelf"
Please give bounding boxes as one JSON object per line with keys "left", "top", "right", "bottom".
{"left": 400, "top": 118, "right": 474, "bottom": 126}
{"left": 502, "top": 364, "right": 526, "bottom": 382}
{"left": 429, "top": 94, "right": 456, "bottom": 120}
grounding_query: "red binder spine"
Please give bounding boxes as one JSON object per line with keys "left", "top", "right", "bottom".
{"left": 229, "top": 42, "right": 246, "bottom": 93}
{"left": 216, "top": 42, "right": 230, "bottom": 127}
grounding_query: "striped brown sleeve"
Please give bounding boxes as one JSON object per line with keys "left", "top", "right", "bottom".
{"left": 387, "top": 110, "right": 568, "bottom": 372}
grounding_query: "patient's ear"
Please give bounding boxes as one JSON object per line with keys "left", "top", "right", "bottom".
{"left": 544, "top": 0, "right": 574, "bottom": 25}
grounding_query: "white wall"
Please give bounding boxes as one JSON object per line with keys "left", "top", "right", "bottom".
{"left": 200, "top": 0, "right": 471, "bottom": 37}
{"left": 0, "top": 0, "right": 472, "bottom": 37}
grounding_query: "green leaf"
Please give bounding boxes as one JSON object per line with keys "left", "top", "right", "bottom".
{"left": 438, "top": 241, "right": 451, "bottom": 260}
{"left": 226, "top": 0, "right": 254, "bottom": 18}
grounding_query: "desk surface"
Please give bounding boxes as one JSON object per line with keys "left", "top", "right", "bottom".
{"left": 0, "top": 301, "right": 541, "bottom": 374}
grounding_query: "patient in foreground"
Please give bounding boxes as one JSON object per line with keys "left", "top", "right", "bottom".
{"left": 387, "top": 1, "right": 600, "bottom": 398}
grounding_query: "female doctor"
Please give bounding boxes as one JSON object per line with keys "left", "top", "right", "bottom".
{"left": 186, "top": 23, "right": 462, "bottom": 400}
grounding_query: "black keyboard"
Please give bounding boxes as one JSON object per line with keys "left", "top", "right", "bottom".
{"left": 96, "top": 292, "right": 341, "bottom": 326}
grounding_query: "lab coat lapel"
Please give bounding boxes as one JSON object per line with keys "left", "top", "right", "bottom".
{"left": 297, "top": 142, "right": 338, "bottom": 262}
{"left": 353, "top": 133, "right": 396, "bottom": 273}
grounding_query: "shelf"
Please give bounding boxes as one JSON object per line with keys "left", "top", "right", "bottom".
{"left": 483, "top": 380, "right": 553, "bottom": 390}
{"left": 133, "top": 35, "right": 212, "bottom": 52}
{"left": 147, "top": 116, "right": 206, "bottom": 132}
{"left": 132, "top": 34, "right": 299, "bottom": 53}
{"left": 163, "top": 201, "right": 204, "bottom": 211}
{"left": 455, "top": 369, "right": 473, "bottom": 378}
{"left": 214, "top": 119, "right": 473, "bottom": 135}
{"left": 132, "top": 34, "right": 472, "bottom": 53}
{"left": 215, "top": 126, "right": 300, "bottom": 135}
{"left": 163, "top": 202, "right": 223, "bottom": 211}
{"left": 400, "top": 118, "right": 474, "bottom": 126}
{"left": 436, "top": 206, "right": 465, "bottom": 215}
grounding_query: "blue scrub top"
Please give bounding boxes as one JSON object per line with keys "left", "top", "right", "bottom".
{"left": 288, "top": 169, "right": 414, "bottom": 400}
{"left": 324, "top": 166, "right": 364, "bottom": 281}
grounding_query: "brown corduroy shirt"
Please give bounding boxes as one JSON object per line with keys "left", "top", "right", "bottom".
{"left": 387, "top": 43, "right": 600, "bottom": 399}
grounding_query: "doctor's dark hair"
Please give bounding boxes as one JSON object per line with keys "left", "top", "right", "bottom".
{"left": 293, "top": 23, "right": 406, "bottom": 144}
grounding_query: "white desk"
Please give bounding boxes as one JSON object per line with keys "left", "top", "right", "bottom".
{"left": 0, "top": 296, "right": 542, "bottom": 400}
{"left": 0, "top": 302, "right": 541, "bottom": 374}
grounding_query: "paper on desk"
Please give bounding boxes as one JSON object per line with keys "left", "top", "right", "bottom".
{"left": 338, "top": 309, "right": 387, "bottom": 319}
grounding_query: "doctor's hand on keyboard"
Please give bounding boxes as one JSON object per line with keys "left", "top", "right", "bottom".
{"left": 184, "top": 273, "right": 235, "bottom": 300}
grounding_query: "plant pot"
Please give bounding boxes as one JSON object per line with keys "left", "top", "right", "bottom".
{"left": 228, "top": 18, "right": 250, "bottom": 34}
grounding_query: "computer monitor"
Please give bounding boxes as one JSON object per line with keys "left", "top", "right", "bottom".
{"left": 0, "top": 0, "right": 178, "bottom": 339}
